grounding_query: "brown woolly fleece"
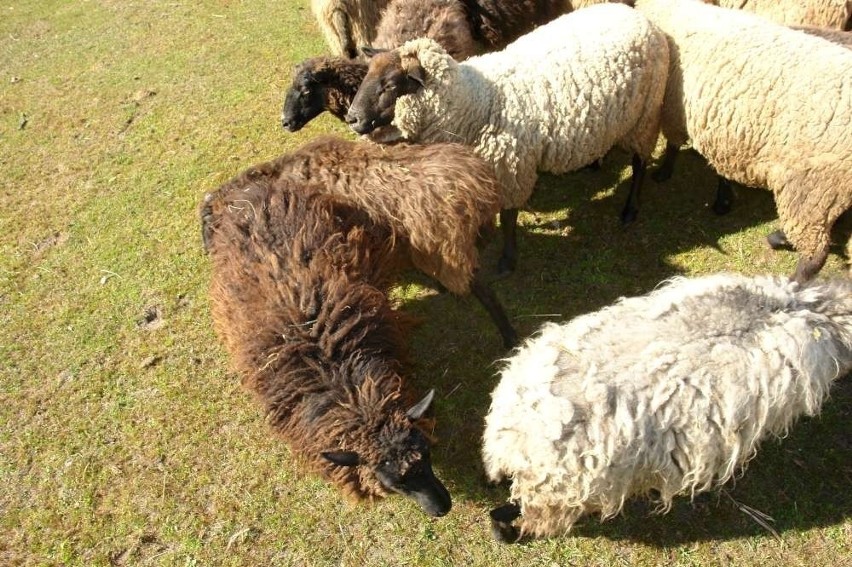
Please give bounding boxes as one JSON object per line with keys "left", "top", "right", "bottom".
{"left": 228, "top": 136, "right": 502, "bottom": 295}
{"left": 375, "top": 0, "right": 480, "bottom": 60}
{"left": 204, "top": 176, "right": 434, "bottom": 500}
{"left": 463, "top": 0, "right": 572, "bottom": 50}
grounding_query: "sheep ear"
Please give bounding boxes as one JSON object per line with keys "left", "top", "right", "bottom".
{"left": 406, "top": 389, "right": 435, "bottom": 421}
{"left": 406, "top": 64, "right": 426, "bottom": 88}
{"left": 322, "top": 450, "right": 361, "bottom": 467}
{"left": 360, "top": 46, "right": 386, "bottom": 59}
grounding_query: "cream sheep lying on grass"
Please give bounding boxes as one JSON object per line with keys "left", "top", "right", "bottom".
{"left": 482, "top": 273, "right": 852, "bottom": 541}
{"left": 345, "top": 3, "right": 669, "bottom": 274}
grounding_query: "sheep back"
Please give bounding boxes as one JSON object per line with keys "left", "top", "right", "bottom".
{"left": 205, "top": 175, "right": 421, "bottom": 499}
{"left": 391, "top": 4, "right": 669, "bottom": 209}
{"left": 638, "top": 0, "right": 852, "bottom": 272}
{"left": 374, "top": 0, "right": 480, "bottom": 60}
{"left": 713, "top": 0, "right": 852, "bottom": 30}
{"left": 225, "top": 137, "right": 501, "bottom": 295}
{"left": 482, "top": 273, "right": 852, "bottom": 537}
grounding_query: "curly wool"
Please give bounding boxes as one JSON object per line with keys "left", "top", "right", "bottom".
{"left": 311, "top": 0, "right": 391, "bottom": 56}
{"left": 205, "top": 176, "right": 429, "bottom": 500}
{"left": 227, "top": 136, "right": 501, "bottom": 295}
{"left": 638, "top": 0, "right": 852, "bottom": 278}
{"left": 482, "top": 273, "right": 852, "bottom": 538}
{"left": 708, "top": 0, "right": 852, "bottom": 30}
{"left": 374, "top": 0, "right": 480, "bottom": 60}
{"left": 390, "top": 4, "right": 669, "bottom": 209}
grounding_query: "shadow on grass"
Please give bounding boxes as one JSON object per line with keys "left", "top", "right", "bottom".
{"left": 391, "top": 148, "right": 851, "bottom": 543}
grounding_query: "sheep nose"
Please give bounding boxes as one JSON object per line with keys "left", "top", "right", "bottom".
{"left": 344, "top": 112, "right": 359, "bottom": 125}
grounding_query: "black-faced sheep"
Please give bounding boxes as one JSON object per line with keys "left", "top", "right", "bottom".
{"left": 637, "top": 0, "right": 852, "bottom": 282}
{"left": 282, "top": 0, "right": 582, "bottom": 133}
{"left": 220, "top": 136, "right": 518, "bottom": 348}
{"left": 202, "top": 174, "right": 452, "bottom": 516}
{"left": 346, "top": 4, "right": 669, "bottom": 273}
{"left": 483, "top": 273, "right": 852, "bottom": 541}
{"left": 281, "top": 56, "right": 368, "bottom": 132}
{"left": 311, "top": 0, "right": 392, "bottom": 58}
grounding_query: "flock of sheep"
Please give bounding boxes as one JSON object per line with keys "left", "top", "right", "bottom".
{"left": 201, "top": 0, "right": 852, "bottom": 543}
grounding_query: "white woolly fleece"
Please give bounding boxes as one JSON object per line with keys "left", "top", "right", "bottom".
{"left": 637, "top": 0, "right": 852, "bottom": 272}
{"left": 714, "top": 0, "right": 851, "bottom": 30}
{"left": 482, "top": 273, "right": 852, "bottom": 537}
{"left": 390, "top": 3, "right": 669, "bottom": 209}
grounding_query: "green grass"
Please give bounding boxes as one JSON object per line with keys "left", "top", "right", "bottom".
{"left": 1, "top": 1, "right": 850, "bottom": 565}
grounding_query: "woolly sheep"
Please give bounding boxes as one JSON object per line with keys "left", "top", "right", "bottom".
{"left": 282, "top": 0, "right": 577, "bottom": 132}
{"left": 202, "top": 175, "right": 452, "bottom": 516}
{"left": 223, "top": 136, "right": 518, "bottom": 348}
{"left": 483, "top": 273, "right": 852, "bottom": 540}
{"left": 346, "top": 4, "right": 669, "bottom": 273}
{"left": 706, "top": 0, "right": 852, "bottom": 30}
{"left": 311, "top": 0, "right": 391, "bottom": 58}
{"left": 638, "top": 0, "right": 852, "bottom": 282}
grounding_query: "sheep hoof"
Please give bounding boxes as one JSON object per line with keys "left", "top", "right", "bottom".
{"left": 620, "top": 206, "right": 638, "bottom": 225}
{"left": 766, "top": 230, "right": 792, "bottom": 251}
{"left": 496, "top": 255, "right": 517, "bottom": 276}
{"left": 711, "top": 194, "right": 733, "bottom": 215}
{"left": 650, "top": 167, "right": 672, "bottom": 183}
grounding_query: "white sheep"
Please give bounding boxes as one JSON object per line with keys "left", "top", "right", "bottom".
{"left": 345, "top": 3, "right": 669, "bottom": 273}
{"left": 482, "top": 273, "right": 852, "bottom": 541}
{"left": 311, "top": 0, "right": 391, "bottom": 58}
{"left": 707, "top": 0, "right": 852, "bottom": 30}
{"left": 638, "top": 0, "right": 852, "bottom": 283}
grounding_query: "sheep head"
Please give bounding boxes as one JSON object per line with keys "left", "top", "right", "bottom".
{"left": 281, "top": 56, "right": 368, "bottom": 132}
{"left": 345, "top": 47, "right": 425, "bottom": 135}
{"left": 322, "top": 389, "right": 452, "bottom": 517}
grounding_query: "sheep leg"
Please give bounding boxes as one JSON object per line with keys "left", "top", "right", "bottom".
{"left": 331, "top": 9, "right": 357, "bottom": 59}
{"left": 766, "top": 229, "right": 793, "bottom": 251}
{"left": 470, "top": 273, "right": 518, "bottom": 349}
{"left": 651, "top": 142, "right": 679, "bottom": 183}
{"left": 489, "top": 502, "right": 521, "bottom": 543}
{"left": 712, "top": 176, "right": 734, "bottom": 215}
{"left": 497, "top": 208, "right": 519, "bottom": 275}
{"left": 792, "top": 249, "right": 829, "bottom": 284}
{"left": 620, "top": 153, "right": 647, "bottom": 225}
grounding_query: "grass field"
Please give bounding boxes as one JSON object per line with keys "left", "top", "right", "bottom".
{"left": 1, "top": 1, "right": 850, "bottom": 565}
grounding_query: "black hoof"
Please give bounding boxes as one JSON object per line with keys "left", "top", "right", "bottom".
{"left": 712, "top": 198, "right": 732, "bottom": 216}
{"left": 651, "top": 168, "right": 671, "bottom": 183}
{"left": 496, "top": 255, "right": 517, "bottom": 277}
{"left": 766, "top": 230, "right": 792, "bottom": 251}
{"left": 502, "top": 330, "right": 520, "bottom": 351}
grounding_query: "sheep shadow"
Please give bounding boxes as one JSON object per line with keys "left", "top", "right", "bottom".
{"left": 393, "top": 146, "right": 851, "bottom": 541}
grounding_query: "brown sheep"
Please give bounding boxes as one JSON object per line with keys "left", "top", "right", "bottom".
{"left": 202, "top": 175, "right": 452, "bottom": 516}
{"left": 222, "top": 136, "right": 518, "bottom": 348}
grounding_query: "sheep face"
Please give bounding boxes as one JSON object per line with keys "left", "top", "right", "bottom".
{"left": 322, "top": 390, "right": 452, "bottom": 517}
{"left": 346, "top": 49, "right": 424, "bottom": 135}
{"left": 281, "top": 59, "right": 333, "bottom": 132}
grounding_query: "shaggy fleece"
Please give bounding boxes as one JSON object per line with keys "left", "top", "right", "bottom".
{"left": 482, "top": 273, "right": 852, "bottom": 537}
{"left": 638, "top": 0, "right": 852, "bottom": 276}
{"left": 390, "top": 3, "right": 668, "bottom": 209}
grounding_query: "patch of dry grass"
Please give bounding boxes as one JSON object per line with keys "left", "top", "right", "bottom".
{"left": 1, "top": 1, "right": 849, "bottom": 565}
